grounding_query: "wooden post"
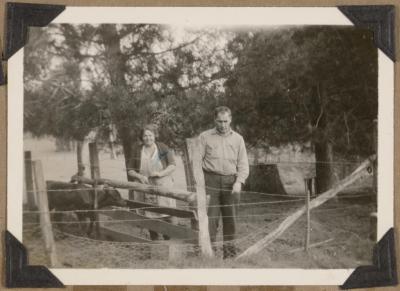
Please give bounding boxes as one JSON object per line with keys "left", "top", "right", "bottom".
{"left": 304, "top": 178, "right": 311, "bottom": 251}
{"left": 311, "top": 177, "right": 316, "bottom": 198}
{"left": 183, "top": 147, "right": 199, "bottom": 232}
{"left": 89, "top": 142, "right": 101, "bottom": 236}
{"left": 186, "top": 137, "right": 213, "bottom": 257}
{"left": 32, "top": 160, "right": 59, "bottom": 267}
{"left": 182, "top": 150, "right": 196, "bottom": 193}
{"left": 24, "top": 151, "right": 37, "bottom": 210}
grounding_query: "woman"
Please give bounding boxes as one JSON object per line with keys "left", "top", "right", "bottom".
{"left": 127, "top": 124, "right": 177, "bottom": 240}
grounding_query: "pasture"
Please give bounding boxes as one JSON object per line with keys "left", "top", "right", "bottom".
{"left": 22, "top": 136, "right": 375, "bottom": 268}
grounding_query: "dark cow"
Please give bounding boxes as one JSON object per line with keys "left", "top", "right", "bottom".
{"left": 46, "top": 181, "right": 127, "bottom": 236}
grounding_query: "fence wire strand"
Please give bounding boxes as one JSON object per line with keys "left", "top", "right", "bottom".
{"left": 23, "top": 148, "right": 375, "bottom": 267}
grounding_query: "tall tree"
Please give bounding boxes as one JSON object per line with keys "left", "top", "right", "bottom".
{"left": 224, "top": 26, "right": 377, "bottom": 192}
{"left": 24, "top": 25, "right": 107, "bottom": 174}
{"left": 24, "top": 24, "right": 234, "bottom": 178}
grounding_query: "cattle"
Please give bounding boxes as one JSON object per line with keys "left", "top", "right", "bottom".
{"left": 46, "top": 180, "right": 127, "bottom": 236}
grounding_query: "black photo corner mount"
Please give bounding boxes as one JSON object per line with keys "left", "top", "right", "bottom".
{"left": 340, "top": 228, "right": 397, "bottom": 289}
{"left": 5, "top": 231, "right": 65, "bottom": 288}
{"left": 338, "top": 5, "right": 395, "bottom": 61}
{"left": 4, "top": 2, "right": 65, "bottom": 60}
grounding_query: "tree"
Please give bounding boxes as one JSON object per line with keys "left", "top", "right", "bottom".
{"left": 224, "top": 26, "right": 377, "bottom": 192}
{"left": 24, "top": 26, "right": 113, "bottom": 174}
{"left": 24, "top": 24, "right": 234, "bottom": 179}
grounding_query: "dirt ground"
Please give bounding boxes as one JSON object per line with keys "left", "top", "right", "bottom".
{"left": 22, "top": 136, "right": 376, "bottom": 269}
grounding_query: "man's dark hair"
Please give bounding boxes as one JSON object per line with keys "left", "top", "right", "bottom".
{"left": 214, "top": 106, "right": 232, "bottom": 118}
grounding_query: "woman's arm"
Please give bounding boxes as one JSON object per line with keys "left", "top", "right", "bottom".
{"left": 151, "top": 164, "right": 176, "bottom": 178}
{"left": 128, "top": 169, "right": 149, "bottom": 184}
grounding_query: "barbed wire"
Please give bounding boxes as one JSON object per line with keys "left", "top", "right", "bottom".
{"left": 22, "top": 201, "right": 371, "bottom": 262}
{"left": 27, "top": 182, "right": 373, "bottom": 200}
{"left": 123, "top": 157, "right": 365, "bottom": 166}
{"left": 23, "top": 197, "right": 306, "bottom": 216}
{"left": 337, "top": 193, "right": 375, "bottom": 199}
{"left": 23, "top": 146, "right": 374, "bottom": 257}
{"left": 27, "top": 183, "right": 313, "bottom": 198}
{"left": 24, "top": 207, "right": 189, "bottom": 214}
{"left": 312, "top": 204, "right": 366, "bottom": 213}
{"left": 24, "top": 202, "right": 365, "bottom": 225}
{"left": 24, "top": 212, "right": 292, "bottom": 227}
{"left": 26, "top": 153, "right": 367, "bottom": 166}
{"left": 25, "top": 212, "right": 286, "bottom": 247}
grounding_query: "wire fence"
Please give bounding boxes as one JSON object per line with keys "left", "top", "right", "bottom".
{"left": 22, "top": 144, "right": 376, "bottom": 268}
{"left": 25, "top": 155, "right": 367, "bottom": 165}
{"left": 23, "top": 180, "right": 376, "bottom": 263}
{"left": 23, "top": 196, "right": 375, "bottom": 268}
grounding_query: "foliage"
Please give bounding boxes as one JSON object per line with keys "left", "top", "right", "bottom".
{"left": 24, "top": 24, "right": 377, "bottom": 161}
{"left": 24, "top": 24, "right": 233, "bottom": 148}
{"left": 224, "top": 26, "right": 377, "bottom": 155}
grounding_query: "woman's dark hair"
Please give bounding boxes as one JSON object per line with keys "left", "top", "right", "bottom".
{"left": 139, "top": 124, "right": 159, "bottom": 141}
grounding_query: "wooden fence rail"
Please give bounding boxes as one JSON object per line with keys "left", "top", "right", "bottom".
{"left": 71, "top": 176, "right": 196, "bottom": 203}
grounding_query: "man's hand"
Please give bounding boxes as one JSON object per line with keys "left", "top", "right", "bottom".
{"left": 232, "top": 182, "right": 242, "bottom": 194}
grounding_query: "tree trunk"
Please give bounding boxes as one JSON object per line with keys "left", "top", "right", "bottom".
{"left": 120, "top": 130, "right": 137, "bottom": 200}
{"left": 76, "top": 140, "right": 85, "bottom": 177}
{"left": 312, "top": 82, "right": 336, "bottom": 195}
{"left": 109, "top": 141, "right": 116, "bottom": 159}
{"left": 315, "top": 141, "right": 335, "bottom": 193}
{"left": 101, "top": 25, "right": 128, "bottom": 87}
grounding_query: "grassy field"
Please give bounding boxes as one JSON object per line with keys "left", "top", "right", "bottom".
{"left": 23, "top": 136, "right": 376, "bottom": 269}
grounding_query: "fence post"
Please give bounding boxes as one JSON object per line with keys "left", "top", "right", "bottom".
{"left": 32, "top": 160, "right": 59, "bottom": 267}
{"left": 185, "top": 138, "right": 213, "bottom": 257}
{"left": 89, "top": 142, "right": 101, "bottom": 236}
{"left": 311, "top": 177, "right": 316, "bottom": 198}
{"left": 183, "top": 148, "right": 198, "bottom": 234}
{"left": 182, "top": 150, "right": 195, "bottom": 193}
{"left": 24, "top": 151, "right": 37, "bottom": 210}
{"left": 304, "top": 178, "right": 311, "bottom": 251}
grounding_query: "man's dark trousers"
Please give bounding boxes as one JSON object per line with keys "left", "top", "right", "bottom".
{"left": 204, "top": 171, "right": 240, "bottom": 258}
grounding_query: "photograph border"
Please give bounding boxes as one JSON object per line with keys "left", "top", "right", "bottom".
{"left": 1, "top": 1, "right": 399, "bottom": 290}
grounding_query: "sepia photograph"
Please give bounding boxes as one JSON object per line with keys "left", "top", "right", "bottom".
{"left": 6, "top": 6, "right": 394, "bottom": 286}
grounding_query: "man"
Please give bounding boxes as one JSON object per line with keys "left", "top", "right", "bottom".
{"left": 199, "top": 106, "right": 249, "bottom": 258}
